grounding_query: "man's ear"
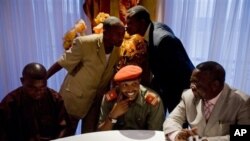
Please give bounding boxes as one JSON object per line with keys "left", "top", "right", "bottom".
{"left": 136, "top": 78, "right": 141, "bottom": 84}
{"left": 20, "top": 77, "right": 24, "bottom": 84}
{"left": 212, "top": 80, "right": 220, "bottom": 91}
{"left": 215, "top": 80, "right": 220, "bottom": 86}
{"left": 138, "top": 78, "right": 141, "bottom": 82}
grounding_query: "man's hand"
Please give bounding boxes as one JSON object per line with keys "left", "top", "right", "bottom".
{"left": 175, "top": 128, "right": 198, "bottom": 141}
{"left": 109, "top": 98, "right": 130, "bottom": 118}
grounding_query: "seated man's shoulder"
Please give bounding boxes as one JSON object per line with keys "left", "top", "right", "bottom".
{"left": 1, "top": 87, "right": 23, "bottom": 103}
{"left": 231, "top": 88, "right": 249, "bottom": 102}
{"left": 47, "top": 88, "right": 63, "bottom": 100}
{"left": 182, "top": 89, "right": 194, "bottom": 98}
{"left": 142, "top": 86, "right": 161, "bottom": 106}
{"left": 76, "top": 33, "right": 102, "bottom": 42}
{"left": 104, "top": 89, "right": 118, "bottom": 102}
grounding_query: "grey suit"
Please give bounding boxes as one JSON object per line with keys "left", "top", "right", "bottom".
{"left": 163, "top": 83, "right": 250, "bottom": 141}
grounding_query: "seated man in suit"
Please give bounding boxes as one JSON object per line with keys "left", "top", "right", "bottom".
{"left": 163, "top": 61, "right": 250, "bottom": 141}
{"left": 98, "top": 65, "right": 165, "bottom": 130}
{"left": 1, "top": 62, "right": 69, "bottom": 141}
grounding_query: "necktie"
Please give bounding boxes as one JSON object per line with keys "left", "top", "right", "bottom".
{"left": 203, "top": 100, "right": 213, "bottom": 121}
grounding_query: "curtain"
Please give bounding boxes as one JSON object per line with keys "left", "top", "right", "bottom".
{"left": 161, "top": 0, "right": 250, "bottom": 95}
{"left": 0, "top": 0, "right": 91, "bottom": 100}
{"left": 0, "top": 0, "right": 249, "bottom": 102}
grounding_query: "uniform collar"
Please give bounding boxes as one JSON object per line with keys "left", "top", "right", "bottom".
{"left": 131, "top": 85, "right": 147, "bottom": 107}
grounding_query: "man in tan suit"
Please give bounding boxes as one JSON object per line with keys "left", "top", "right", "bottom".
{"left": 163, "top": 61, "right": 250, "bottom": 141}
{"left": 47, "top": 16, "right": 125, "bottom": 134}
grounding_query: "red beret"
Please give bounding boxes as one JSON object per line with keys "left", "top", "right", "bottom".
{"left": 114, "top": 65, "right": 142, "bottom": 82}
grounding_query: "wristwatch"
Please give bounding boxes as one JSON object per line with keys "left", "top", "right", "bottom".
{"left": 108, "top": 114, "right": 117, "bottom": 124}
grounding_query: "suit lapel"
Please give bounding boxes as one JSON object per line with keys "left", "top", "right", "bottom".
{"left": 196, "top": 99, "right": 208, "bottom": 135}
{"left": 196, "top": 99, "right": 205, "bottom": 123}
{"left": 107, "top": 47, "right": 118, "bottom": 67}
{"left": 148, "top": 23, "right": 154, "bottom": 67}
{"left": 148, "top": 23, "right": 154, "bottom": 49}
{"left": 101, "top": 47, "right": 119, "bottom": 76}
{"left": 97, "top": 47, "right": 119, "bottom": 92}
{"left": 206, "top": 84, "right": 230, "bottom": 129}
{"left": 96, "top": 35, "right": 106, "bottom": 65}
{"left": 192, "top": 98, "right": 206, "bottom": 126}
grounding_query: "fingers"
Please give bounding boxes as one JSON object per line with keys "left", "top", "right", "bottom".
{"left": 190, "top": 127, "right": 198, "bottom": 135}
{"left": 176, "top": 128, "right": 199, "bottom": 141}
{"left": 175, "top": 131, "right": 189, "bottom": 141}
{"left": 186, "top": 128, "right": 197, "bottom": 136}
{"left": 111, "top": 99, "right": 130, "bottom": 117}
{"left": 116, "top": 98, "right": 129, "bottom": 107}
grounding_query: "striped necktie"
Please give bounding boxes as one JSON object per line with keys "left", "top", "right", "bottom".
{"left": 203, "top": 100, "right": 213, "bottom": 121}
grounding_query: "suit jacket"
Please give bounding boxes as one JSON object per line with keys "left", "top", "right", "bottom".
{"left": 58, "top": 34, "right": 120, "bottom": 118}
{"left": 148, "top": 22, "right": 194, "bottom": 111}
{"left": 163, "top": 83, "right": 250, "bottom": 141}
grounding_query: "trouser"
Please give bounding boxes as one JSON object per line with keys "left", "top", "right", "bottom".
{"left": 65, "top": 115, "right": 80, "bottom": 136}
{"left": 65, "top": 96, "right": 103, "bottom": 135}
{"left": 81, "top": 100, "right": 101, "bottom": 133}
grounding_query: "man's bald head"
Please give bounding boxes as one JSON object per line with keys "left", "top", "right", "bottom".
{"left": 22, "top": 62, "right": 47, "bottom": 80}
{"left": 103, "top": 16, "right": 124, "bottom": 30}
{"left": 102, "top": 16, "right": 125, "bottom": 53}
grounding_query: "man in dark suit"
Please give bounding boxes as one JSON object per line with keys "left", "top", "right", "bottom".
{"left": 126, "top": 5, "right": 195, "bottom": 114}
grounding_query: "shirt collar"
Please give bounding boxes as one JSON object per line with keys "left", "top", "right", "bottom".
{"left": 132, "top": 85, "right": 146, "bottom": 107}
{"left": 206, "top": 90, "right": 222, "bottom": 105}
{"left": 143, "top": 23, "right": 151, "bottom": 42}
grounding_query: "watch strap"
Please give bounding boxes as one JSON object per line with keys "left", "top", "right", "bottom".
{"left": 108, "top": 114, "right": 117, "bottom": 124}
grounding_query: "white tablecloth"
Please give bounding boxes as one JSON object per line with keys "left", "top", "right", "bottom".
{"left": 52, "top": 130, "right": 165, "bottom": 141}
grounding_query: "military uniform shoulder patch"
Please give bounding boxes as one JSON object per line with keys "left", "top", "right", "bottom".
{"left": 105, "top": 89, "right": 117, "bottom": 101}
{"left": 144, "top": 91, "right": 159, "bottom": 106}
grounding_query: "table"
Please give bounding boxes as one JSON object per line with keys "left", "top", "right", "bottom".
{"left": 52, "top": 130, "right": 165, "bottom": 141}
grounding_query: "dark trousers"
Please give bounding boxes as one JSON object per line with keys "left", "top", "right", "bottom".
{"left": 65, "top": 97, "right": 102, "bottom": 135}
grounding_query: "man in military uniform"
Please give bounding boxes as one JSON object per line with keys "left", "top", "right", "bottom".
{"left": 98, "top": 65, "right": 165, "bottom": 131}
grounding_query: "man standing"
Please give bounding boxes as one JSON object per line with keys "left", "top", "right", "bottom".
{"left": 47, "top": 16, "right": 125, "bottom": 134}
{"left": 126, "top": 5, "right": 195, "bottom": 114}
{"left": 127, "top": 5, "right": 194, "bottom": 112}
{"left": 98, "top": 65, "right": 165, "bottom": 130}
